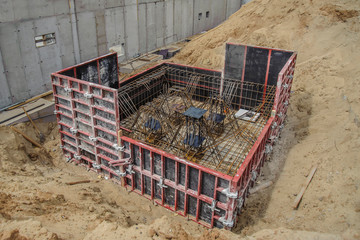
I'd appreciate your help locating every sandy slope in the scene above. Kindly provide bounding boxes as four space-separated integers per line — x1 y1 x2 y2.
1 0 359 239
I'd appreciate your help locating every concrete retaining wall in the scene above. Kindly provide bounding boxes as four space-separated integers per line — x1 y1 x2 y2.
0 0 245 108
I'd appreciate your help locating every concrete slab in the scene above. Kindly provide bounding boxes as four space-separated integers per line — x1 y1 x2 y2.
119 60 149 73
0 98 55 126
139 54 163 62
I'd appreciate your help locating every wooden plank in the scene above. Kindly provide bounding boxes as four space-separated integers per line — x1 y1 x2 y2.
293 166 317 209
10 126 43 148
66 180 91 185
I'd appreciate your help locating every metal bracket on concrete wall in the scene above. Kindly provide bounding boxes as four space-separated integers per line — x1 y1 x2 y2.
92 163 101 169
115 169 127 177
265 144 273 154
157 177 168 189
126 164 135 175
66 156 72 162
237 196 244 210
112 144 125 152
84 92 93 99
70 127 78 134
64 87 72 93
251 170 257 181
222 188 238 199
89 136 97 142
207 199 220 213
218 215 234 228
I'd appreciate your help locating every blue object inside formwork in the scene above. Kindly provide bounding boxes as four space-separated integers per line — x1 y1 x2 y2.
183 134 205 148
182 107 207 119
208 113 226 123
144 118 161 130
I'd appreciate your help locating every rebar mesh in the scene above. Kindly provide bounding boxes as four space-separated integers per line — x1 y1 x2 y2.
118 65 276 176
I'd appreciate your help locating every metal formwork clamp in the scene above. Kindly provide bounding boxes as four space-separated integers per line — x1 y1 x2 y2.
237 196 244 209
280 124 284 130
64 87 72 93
84 92 93 99
54 110 58 114
271 122 278 129
283 83 289 89
207 199 220 213
112 144 125 152
59 144 64 149
73 154 82 160
89 136 97 142
92 163 101 170
221 188 238 199
287 74 293 79
218 215 234 228
70 127 78 134
265 144 273 154
126 164 135 175
251 170 257 181
277 112 283 118
66 156 72 162
157 177 168 189
115 169 127 177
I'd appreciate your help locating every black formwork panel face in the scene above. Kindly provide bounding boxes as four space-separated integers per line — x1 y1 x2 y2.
177 190 185 211
75 61 98 84
165 157 175 181
153 153 162 175
143 149 151 171
60 69 75 78
178 163 186 186
123 141 130 159
199 201 212 224
242 47 269 110
187 195 197 216
133 145 141 166
164 186 175 206
154 179 161 200
188 167 199 191
268 50 293 86
98 54 118 88
224 44 246 80
201 172 215 197
71 54 119 88
144 175 151 195
134 171 141 190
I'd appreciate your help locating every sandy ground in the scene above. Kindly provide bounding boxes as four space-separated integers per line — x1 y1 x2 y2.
1 0 360 239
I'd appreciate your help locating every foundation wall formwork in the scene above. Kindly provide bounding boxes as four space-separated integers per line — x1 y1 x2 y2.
0 0 245 109
51 43 296 229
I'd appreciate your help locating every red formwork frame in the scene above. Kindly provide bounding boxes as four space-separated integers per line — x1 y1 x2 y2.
51 46 297 229
52 53 122 179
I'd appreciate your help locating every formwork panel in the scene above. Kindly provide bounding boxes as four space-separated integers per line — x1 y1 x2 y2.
52 43 297 229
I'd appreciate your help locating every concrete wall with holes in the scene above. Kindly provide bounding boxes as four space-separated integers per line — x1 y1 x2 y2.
0 0 246 108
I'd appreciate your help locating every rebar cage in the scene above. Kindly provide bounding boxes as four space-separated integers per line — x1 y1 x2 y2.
51 43 297 229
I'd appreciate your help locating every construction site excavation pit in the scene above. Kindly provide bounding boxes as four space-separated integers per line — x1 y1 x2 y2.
51 43 297 229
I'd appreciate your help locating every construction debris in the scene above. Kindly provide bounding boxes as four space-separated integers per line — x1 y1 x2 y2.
10 125 43 149
22 107 45 143
293 166 317 209
65 180 91 185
